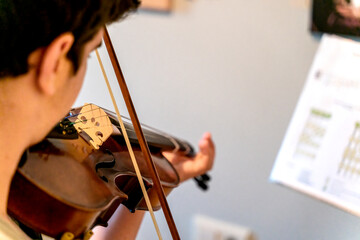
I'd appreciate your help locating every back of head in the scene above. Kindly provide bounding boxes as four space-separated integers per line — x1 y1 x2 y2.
0 0 140 78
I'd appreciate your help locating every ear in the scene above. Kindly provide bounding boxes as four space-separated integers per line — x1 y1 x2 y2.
37 33 74 95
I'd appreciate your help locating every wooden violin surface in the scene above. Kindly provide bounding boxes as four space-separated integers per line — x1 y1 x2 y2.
7 104 190 239
8 137 127 239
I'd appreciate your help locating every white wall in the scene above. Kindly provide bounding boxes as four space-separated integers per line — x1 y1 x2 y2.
76 0 360 239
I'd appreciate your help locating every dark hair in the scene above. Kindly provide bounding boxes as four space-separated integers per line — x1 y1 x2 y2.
0 0 140 78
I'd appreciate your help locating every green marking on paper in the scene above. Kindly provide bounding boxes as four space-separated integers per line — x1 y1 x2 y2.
311 109 331 119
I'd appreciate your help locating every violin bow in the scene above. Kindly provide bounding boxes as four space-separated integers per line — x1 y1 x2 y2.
100 27 180 240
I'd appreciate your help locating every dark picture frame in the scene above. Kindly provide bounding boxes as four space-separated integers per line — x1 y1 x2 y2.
312 0 360 36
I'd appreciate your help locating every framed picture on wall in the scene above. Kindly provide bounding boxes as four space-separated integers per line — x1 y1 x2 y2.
140 0 172 12
311 0 360 36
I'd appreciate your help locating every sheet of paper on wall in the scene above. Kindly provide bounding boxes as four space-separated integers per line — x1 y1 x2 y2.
270 34 360 216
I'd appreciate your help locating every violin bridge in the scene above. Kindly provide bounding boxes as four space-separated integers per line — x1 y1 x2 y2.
73 104 113 149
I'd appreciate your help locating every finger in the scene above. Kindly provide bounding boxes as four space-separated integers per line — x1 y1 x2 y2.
162 151 189 165
174 152 211 182
162 132 215 182
198 132 215 163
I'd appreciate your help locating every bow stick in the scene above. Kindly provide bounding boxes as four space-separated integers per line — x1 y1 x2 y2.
101 27 180 240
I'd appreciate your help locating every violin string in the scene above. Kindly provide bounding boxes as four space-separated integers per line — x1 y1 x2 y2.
96 108 185 152
64 103 94 119
134 120 194 156
65 110 161 141
95 49 163 240
65 104 161 136
61 115 113 129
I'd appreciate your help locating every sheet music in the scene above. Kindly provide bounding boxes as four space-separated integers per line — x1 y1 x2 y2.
270 34 360 216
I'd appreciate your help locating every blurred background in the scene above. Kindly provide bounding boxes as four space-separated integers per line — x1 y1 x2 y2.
75 0 360 239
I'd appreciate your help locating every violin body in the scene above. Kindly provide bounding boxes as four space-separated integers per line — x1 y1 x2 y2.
8 136 126 238
7 104 191 239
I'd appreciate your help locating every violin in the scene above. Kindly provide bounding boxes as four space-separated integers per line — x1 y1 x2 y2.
8 26 211 240
7 104 210 239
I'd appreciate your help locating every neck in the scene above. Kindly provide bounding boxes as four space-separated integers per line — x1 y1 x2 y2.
0 126 28 216
0 64 67 221
0 77 38 217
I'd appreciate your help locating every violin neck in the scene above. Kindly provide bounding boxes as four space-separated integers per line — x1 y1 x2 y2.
114 122 195 156
48 107 195 156
100 107 195 156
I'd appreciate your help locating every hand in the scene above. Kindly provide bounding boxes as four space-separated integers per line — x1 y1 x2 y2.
92 133 215 240
162 132 215 182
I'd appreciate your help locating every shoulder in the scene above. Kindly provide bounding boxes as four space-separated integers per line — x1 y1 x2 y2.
0 217 31 240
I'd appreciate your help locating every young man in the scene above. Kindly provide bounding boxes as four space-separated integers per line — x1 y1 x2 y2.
0 0 215 239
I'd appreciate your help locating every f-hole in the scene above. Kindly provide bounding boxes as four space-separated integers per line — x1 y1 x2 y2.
95 149 116 182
